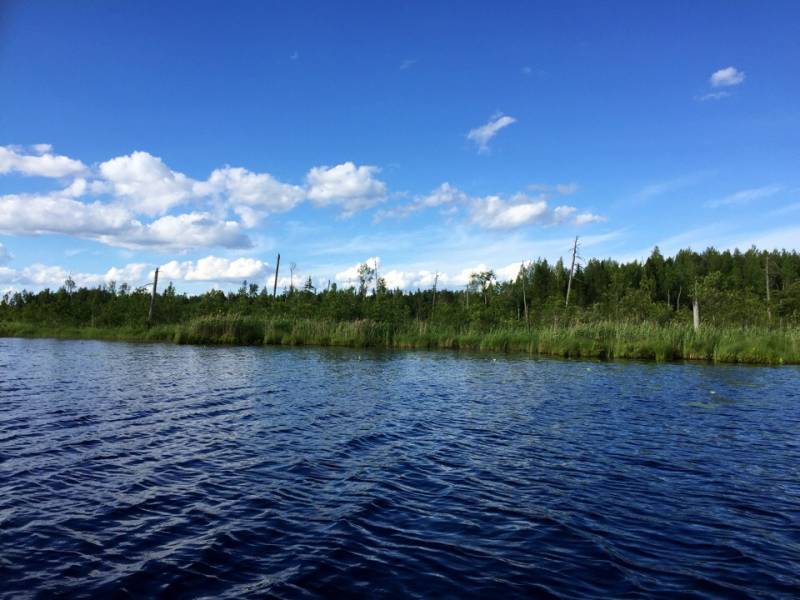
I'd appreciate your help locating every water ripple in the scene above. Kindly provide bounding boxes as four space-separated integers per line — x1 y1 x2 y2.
1 338 799 598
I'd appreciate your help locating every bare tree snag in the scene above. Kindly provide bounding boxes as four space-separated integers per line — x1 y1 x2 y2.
273 253 281 298
520 262 529 331
565 236 578 307
148 267 159 324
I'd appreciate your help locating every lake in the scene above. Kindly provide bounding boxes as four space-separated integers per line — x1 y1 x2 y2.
1 337 799 598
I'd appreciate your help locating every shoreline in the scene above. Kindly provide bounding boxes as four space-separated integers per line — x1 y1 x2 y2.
2 317 798 365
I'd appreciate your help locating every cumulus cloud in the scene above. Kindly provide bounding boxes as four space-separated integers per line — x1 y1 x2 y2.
203 167 305 211
472 194 549 229
109 212 251 251
470 193 601 230
467 114 516 153
334 257 445 290
0 145 399 250
710 66 745 88
159 256 268 282
330 257 548 292
0 191 251 251
335 256 381 286
103 263 150 284
98 151 198 216
0 191 133 237
0 145 87 178
0 263 105 289
306 162 387 214
0 256 269 289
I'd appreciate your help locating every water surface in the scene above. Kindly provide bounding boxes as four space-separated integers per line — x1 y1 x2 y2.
1 338 799 598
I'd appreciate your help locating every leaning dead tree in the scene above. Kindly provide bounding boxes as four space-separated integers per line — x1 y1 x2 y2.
147 267 159 324
273 253 281 298
565 236 579 307
520 261 529 330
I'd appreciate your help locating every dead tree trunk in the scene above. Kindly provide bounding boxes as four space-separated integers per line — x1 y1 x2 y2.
692 282 700 331
565 236 578 307
273 253 281 298
148 267 159 324
520 262 529 331
765 254 772 324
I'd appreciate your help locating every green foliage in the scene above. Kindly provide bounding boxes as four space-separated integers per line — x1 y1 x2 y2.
2 246 800 364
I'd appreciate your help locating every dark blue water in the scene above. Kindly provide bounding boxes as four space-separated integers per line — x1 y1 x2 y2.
1 338 799 598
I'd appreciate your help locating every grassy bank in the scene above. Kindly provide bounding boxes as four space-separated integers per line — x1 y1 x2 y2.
2 315 799 364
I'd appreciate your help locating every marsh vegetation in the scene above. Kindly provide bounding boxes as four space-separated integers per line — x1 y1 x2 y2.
3 247 800 363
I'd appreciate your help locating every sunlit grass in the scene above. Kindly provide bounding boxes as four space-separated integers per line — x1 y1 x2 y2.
2 316 798 364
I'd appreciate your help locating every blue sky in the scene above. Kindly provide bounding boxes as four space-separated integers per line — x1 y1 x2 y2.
1 0 799 292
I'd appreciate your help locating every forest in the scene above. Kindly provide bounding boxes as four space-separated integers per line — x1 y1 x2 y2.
2 246 800 364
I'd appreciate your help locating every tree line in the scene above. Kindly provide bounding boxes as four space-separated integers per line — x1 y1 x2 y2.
2 246 800 330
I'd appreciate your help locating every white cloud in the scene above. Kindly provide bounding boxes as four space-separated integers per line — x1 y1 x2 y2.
472 195 549 229
574 212 607 225
306 162 387 214
470 193 599 230
0 263 103 289
381 269 444 290
159 256 268 282
335 257 447 290
378 183 604 230
112 212 251 250
0 256 268 289
375 182 467 220
710 66 745 88
330 257 542 292
335 256 381 285
0 145 87 178
400 59 417 70
0 191 251 251
0 191 133 237
200 166 305 226
0 243 10 264
204 167 305 210
99 151 198 216
467 114 516 153
103 263 149 284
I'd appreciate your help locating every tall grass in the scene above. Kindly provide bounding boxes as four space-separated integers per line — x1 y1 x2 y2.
2 316 799 364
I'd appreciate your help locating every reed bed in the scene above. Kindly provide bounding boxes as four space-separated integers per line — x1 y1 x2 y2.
2 316 798 364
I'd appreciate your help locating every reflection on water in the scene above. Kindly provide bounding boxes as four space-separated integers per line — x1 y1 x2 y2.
1 338 799 598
